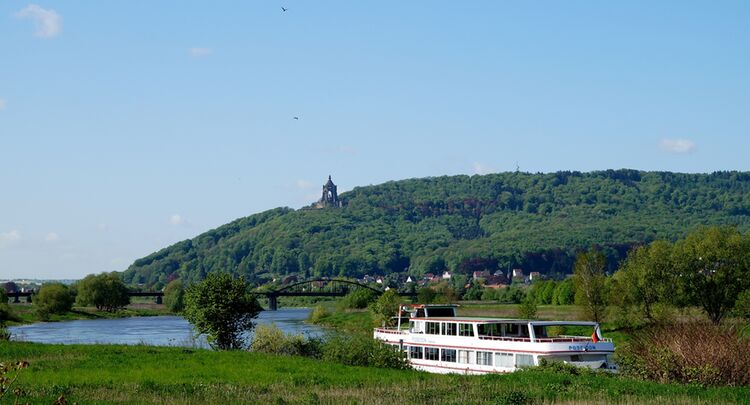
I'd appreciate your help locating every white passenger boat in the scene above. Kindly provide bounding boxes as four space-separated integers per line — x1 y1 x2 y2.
373 304 616 374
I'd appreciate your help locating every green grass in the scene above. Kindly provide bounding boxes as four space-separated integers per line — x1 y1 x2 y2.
1 342 749 404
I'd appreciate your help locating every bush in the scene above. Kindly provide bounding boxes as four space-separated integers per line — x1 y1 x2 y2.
163 280 185 313
735 289 750 319
34 283 75 318
618 320 750 386
338 289 376 310
369 289 402 327
307 305 329 324
517 297 537 319
251 324 322 358
322 333 409 369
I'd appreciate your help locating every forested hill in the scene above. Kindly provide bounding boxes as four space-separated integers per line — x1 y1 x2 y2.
122 170 750 288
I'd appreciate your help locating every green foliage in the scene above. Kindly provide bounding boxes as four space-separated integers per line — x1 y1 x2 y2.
338 289 377 310
671 226 750 323
76 272 130 312
307 305 329 324
573 251 608 323
369 289 402 326
0 360 29 401
417 287 437 303
0 289 13 329
551 279 574 305
517 297 538 319
163 280 185 313
735 289 750 319
34 283 75 318
321 334 409 370
183 273 262 350
251 324 322 358
122 171 750 289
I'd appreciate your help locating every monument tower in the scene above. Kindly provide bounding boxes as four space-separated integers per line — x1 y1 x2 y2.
315 175 342 208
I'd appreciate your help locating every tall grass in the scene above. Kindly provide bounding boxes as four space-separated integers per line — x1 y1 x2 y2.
618 320 750 386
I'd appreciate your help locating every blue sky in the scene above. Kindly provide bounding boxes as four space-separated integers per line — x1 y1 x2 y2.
2 1 749 279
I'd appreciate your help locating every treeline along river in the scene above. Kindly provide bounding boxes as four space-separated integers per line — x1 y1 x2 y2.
8 308 322 348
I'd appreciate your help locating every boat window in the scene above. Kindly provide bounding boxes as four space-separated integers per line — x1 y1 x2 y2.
410 321 423 334
408 346 423 360
505 323 520 336
477 323 501 336
416 308 426 318
425 347 440 361
476 351 493 366
495 352 514 368
426 307 455 317
426 322 440 335
533 325 547 338
459 323 474 337
516 354 535 367
441 349 457 363
458 350 471 364
441 322 457 336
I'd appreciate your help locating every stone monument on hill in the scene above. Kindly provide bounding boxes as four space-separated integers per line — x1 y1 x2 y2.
315 175 342 208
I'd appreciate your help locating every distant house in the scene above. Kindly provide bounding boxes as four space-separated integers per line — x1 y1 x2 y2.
472 270 491 280
485 275 508 286
529 272 542 281
282 275 298 285
376 277 384 284
512 268 525 279
442 271 452 280
406 276 413 283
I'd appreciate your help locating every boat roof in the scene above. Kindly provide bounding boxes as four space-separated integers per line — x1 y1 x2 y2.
410 316 598 326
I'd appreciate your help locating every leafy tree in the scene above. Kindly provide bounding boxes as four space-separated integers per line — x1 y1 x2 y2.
339 288 377 310
163 279 185 313
370 289 402 326
34 283 75 318
613 240 675 322
672 226 750 323
76 273 130 312
552 279 575 305
517 297 537 319
573 251 608 323
0 289 12 326
735 289 750 319
417 287 437 304
183 273 262 350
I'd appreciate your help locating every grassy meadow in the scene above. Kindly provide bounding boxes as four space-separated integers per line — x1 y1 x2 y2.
2 342 750 404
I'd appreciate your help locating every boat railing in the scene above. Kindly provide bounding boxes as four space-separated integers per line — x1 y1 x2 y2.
478 335 613 343
374 327 408 335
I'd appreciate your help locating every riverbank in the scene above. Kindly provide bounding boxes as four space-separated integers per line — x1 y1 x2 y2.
2 341 749 404
5 302 173 326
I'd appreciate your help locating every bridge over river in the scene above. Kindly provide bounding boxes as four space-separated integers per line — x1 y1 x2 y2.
8 278 416 311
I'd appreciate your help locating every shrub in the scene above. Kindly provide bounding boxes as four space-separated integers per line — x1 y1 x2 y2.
34 283 75 318
735 289 750 319
163 280 185 313
251 324 321 358
517 297 537 319
618 320 750 386
369 289 401 327
307 305 329 324
322 333 409 369
338 289 376 310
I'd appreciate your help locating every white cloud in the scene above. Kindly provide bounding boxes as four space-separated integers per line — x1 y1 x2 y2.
0 99 6 110
15 4 62 38
168 214 185 226
45 232 60 242
296 179 314 189
188 47 212 57
472 162 494 175
659 138 696 154
0 230 21 246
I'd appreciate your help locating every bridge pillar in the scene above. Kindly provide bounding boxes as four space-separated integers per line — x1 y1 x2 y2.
156 295 162 305
13 294 20 303
26 294 32 303
268 294 278 311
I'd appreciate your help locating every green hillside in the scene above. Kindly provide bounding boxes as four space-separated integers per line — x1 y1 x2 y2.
122 170 750 288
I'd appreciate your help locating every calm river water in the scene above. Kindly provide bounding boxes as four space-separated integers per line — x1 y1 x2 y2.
8 308 323 348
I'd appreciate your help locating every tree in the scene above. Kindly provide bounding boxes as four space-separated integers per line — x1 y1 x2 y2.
34 283 75 318
573 250 608 323
76 272 130 312
517 296 537 319
552 279 575 305
183 273 262 350
672 226 750 323
370 289 402 326
163 279 185 313
613 240 675 322
417 287 437 304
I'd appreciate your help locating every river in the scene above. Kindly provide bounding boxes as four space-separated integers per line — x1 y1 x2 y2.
7 308 323 348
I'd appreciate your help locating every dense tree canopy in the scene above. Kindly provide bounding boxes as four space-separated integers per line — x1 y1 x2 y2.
35 283 75 318
121 171 750 288
76 273 130 312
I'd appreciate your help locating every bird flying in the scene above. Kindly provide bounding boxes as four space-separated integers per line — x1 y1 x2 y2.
281 7 288 12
